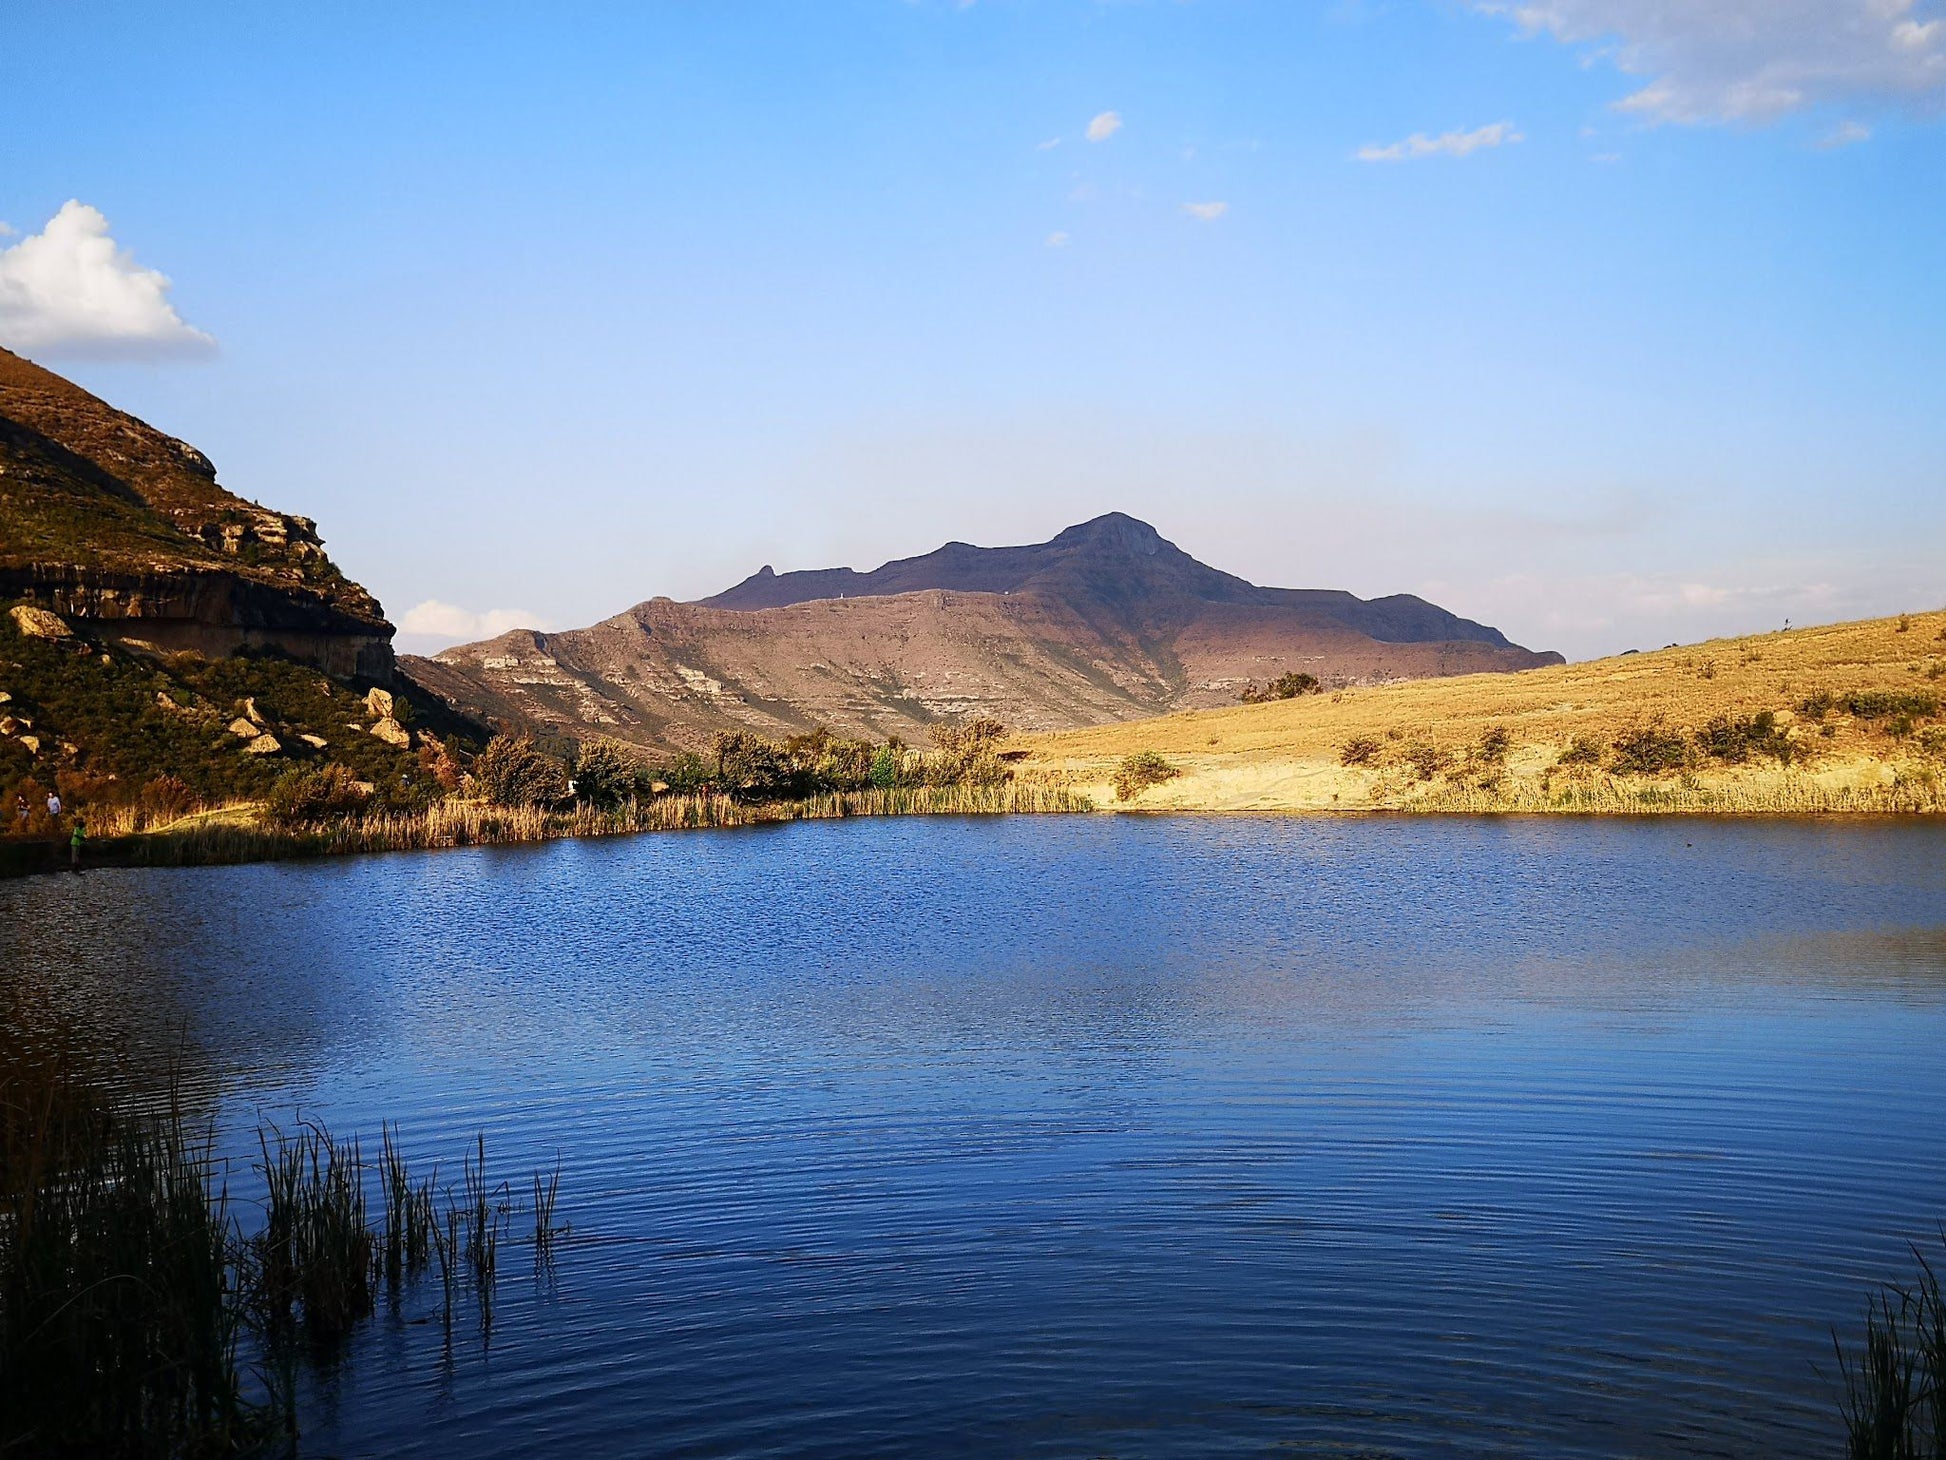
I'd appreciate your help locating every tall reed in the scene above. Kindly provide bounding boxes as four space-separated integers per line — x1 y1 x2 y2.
1838 1238 1946 1459
1 1061 274 1455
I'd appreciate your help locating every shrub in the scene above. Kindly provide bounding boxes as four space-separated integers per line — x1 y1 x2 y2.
1401 741 1446 782
1800 691 1836 722
1475 726 1512 765
265 764 369 826
656 751 713 794
1556 736 1603 768
1610 724 1689 777
1846 691 1939 720
926 718 1008 788
1114 750 1181 802
713 731 803 802
1339 736 1380 767
1240 672 1321 704
471 735 570 808
1695 710 1793 765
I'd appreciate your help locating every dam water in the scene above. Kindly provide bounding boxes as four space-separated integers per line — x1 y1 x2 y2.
5 816 1944 1457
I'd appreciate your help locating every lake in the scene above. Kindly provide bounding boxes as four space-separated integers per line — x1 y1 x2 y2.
4 816 1945 1457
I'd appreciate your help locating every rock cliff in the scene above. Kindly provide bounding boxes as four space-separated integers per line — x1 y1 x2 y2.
0 348 394 680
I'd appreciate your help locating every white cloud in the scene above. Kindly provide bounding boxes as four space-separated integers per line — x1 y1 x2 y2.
1181 201 1229 220
1045 230 1071 247
399 600 542 651
1356 121 1524 162
1086 110 1122 142
0 201 214 358
1819 118 1874 148
1035 136 1061 151
1477 0 1946 124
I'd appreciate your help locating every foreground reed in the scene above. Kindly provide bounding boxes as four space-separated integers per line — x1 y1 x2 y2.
0 1056 564 1456
1838 1236 1946 1459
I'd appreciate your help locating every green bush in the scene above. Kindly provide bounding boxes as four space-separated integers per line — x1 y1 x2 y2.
571 741 650 807
713 731 804 802
1475 726 1512 765
1114 750 1181 801
471 735 569 808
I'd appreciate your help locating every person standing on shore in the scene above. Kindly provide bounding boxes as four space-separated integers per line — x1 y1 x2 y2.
69 818 85 871
46 790 62 820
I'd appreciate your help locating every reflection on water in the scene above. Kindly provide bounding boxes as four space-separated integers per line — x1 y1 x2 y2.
4 816 1946 1456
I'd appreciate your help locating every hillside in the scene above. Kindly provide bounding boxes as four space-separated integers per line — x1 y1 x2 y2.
408 514 1560 751
0 351 481 840
1015 611 1946 814
0 347 392 679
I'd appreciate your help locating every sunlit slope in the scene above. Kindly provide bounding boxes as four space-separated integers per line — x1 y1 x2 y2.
1013 612 1946 814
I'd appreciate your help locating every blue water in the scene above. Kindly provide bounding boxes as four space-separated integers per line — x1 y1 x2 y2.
5 816 1945 1457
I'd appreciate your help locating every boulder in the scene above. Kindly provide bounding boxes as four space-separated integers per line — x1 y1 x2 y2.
18 735 40 754
368 716 411 748
241 696 267 727
299 733 328 749
228 717 260 738
365 687 395 719
9 605 72 640
242 733 282 755
0 716 16 737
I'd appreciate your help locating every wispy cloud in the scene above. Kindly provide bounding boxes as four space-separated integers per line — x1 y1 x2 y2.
1356 121 1524 162
1818 119 1874 149
1086 110 1122 142
0 200 214 359
1475 1 1946 125
1035 136 1061 151
1045 230 1071 248
1180 201 1229 220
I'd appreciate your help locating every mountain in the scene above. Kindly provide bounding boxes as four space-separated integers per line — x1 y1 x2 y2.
407 514 1562 751
0 347 392 679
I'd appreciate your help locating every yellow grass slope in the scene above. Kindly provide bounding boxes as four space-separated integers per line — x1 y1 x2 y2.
1014 611 1946 815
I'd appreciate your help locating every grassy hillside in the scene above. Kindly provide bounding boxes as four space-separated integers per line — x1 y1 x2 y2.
1014 611 1946 815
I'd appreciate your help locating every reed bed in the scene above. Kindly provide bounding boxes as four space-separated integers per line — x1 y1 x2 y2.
1 1054 565 1456
1399 771 1944 817
35 777 1095 875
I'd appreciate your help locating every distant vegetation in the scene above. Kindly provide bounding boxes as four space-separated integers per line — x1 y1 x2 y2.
1238 672 1321 704
0 619 1090 873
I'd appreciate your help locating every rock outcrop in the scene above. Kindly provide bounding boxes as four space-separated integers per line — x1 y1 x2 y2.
0 348 394 680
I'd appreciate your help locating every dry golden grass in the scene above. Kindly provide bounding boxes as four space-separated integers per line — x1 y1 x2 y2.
1014 611 1946 815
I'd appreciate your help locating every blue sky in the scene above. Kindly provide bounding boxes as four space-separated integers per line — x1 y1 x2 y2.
3 0 1942 659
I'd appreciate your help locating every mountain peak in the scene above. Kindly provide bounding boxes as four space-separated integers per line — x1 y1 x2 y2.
1050 512 1166 557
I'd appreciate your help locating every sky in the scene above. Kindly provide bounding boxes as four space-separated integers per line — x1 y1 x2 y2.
2 0 1942 661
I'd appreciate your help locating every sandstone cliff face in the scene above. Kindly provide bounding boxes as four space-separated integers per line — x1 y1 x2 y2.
412 515 1562 752
0 348 394 680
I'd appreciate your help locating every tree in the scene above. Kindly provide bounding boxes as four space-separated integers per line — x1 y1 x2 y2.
471 735 570 808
